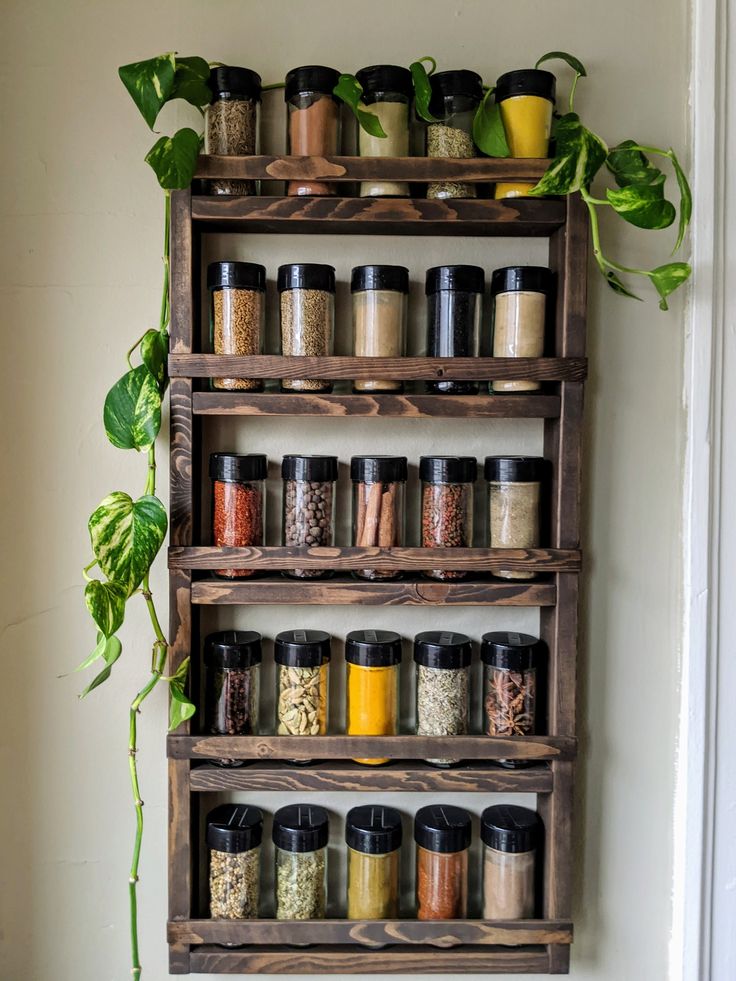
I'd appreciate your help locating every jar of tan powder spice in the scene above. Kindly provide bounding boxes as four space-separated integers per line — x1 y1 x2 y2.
351 265 408 393
285 65 341 196
346 804 402 919
355 64 413 197
485 456 544 580
278 263 335 392
208 261 265 392
481 804 541 920
490 266 552 393
205 66 261 196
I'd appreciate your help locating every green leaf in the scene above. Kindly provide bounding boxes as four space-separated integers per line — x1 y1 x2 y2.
472 88 510 158
529 113 607 196
119 53 176 130
333 74 387 138
669 148 693 253
410 60 440 123
606 140 663 187
648 261 692 310
168 657 196 730
140 329 169 392
84 580 127 636
103 365 162 450
89 492 168 595
80 635 123 698
535 51 588 77
145 127 202 190
170 56 212 110
606 183 676 230
75 631 107 673
604 270 643 301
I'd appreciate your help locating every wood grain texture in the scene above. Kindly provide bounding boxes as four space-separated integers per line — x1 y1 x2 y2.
169 190 192 354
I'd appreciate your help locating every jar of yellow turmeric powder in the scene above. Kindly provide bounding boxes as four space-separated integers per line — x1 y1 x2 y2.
346 629 402 765
346 804 402 919
493 69 556 200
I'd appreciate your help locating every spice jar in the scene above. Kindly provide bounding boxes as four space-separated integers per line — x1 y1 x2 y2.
355 65 413 197
351 265 409 393
275 630 330 761
482 632 543 768
207 803 263 920
210 453 267 579
490 266 552 393
281 455 337 578
485 456 544 580
351 455 407 580
285 65 341 196
414 804 471 919
420 456 477 580
493 70 556 200
346 804 402 918
208 261 266 391
425 70 483 199
273 804 329 919
205 66 262 196
278 264 336 393
204 631 261 766
481 804 541 919
346 630 402 765
414 631 472 767
425 265 484 394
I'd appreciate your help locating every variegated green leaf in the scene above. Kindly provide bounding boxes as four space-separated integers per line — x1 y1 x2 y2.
140 328 169 391
89 492 167 595
168 656 196 730
103 365 161 450
80 635 123 698
145 127 201 190
119 53 176 130
529 112 607 196
84 580 127 636
170 56 212 110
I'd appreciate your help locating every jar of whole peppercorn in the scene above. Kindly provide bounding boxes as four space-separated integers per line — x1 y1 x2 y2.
485 456 544 580
282 455 338 579
420 456 477 580
414 631 472 767
208 803 263 922
351 455 407 580
205 66 262 196
204 630 261 766
210 453 267 578
482 631 544 768
208 260 266 392
425 265 485 394
414 804 471 920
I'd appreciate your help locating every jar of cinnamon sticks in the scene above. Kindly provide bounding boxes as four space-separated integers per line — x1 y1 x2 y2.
350 456 407 580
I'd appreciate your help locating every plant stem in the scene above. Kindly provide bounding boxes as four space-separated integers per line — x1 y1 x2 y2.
581 187 651 279
145 446 156 497
261 81 285 91
126 330 149 370
569 72 580 113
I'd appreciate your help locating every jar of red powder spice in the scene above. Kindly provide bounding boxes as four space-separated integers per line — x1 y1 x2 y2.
210 453 267 579
285 65 341 196
414 804 471 920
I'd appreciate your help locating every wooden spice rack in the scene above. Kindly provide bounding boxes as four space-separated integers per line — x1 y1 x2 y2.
167 154 587 975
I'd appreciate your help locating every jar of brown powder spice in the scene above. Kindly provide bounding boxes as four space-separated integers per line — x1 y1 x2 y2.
414 804 471 920
351 265 409 393
205 66 261 196
210 453 267 578
285 65 341 196
481 804 541 919
485 456 544 580
208 261 265 391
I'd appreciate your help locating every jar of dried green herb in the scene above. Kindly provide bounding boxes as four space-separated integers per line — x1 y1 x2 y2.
346 804 402 919
482 631 544 768
481 804 541 919
278 263 336 392
273 803 329 920
207 803 263 921
414 631 472 767
485 456 544 580
208 261 266 391
425 70 483 199
355 65 413 197
204 630 261 766
205 66 262 196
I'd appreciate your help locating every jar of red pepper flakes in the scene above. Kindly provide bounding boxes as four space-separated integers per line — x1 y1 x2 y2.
420 455 477 580
210 453 267 578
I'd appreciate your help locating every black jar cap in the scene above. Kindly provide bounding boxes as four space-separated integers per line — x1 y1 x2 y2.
275 629 331 667
414 804 471 853
204 630 263 669
272 803 329 852
495 69 556 104
209 66 262 102
481 804 541 853
491 266 553 297
207 261 266 292
207 803 263 853
419 455 477 484
355 65 413 100
413 631 472 670
481 631 544 670
210 452 268 482
428 69 483 115
285 65 341 101
351 265 409 294
484 456 545 483
277 263 336 293
425 265 485 295
346 804 403 854
346 630 402 667
281 454 338 482
350 455 408 483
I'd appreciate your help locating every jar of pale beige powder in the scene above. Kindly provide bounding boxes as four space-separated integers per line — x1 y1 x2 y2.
355 65 413 197
351 265 408 392
490 266 552 393
481 804 541 919
484 456 544 580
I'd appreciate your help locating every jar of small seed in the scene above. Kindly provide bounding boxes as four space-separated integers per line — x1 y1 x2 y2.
204 630 261 765
285 65 341 196
273 803 329 919
425 265 484 395
493 69 556 200
208 261 266 391
352 265 409 393
482 631 544 768
420 456 477 580
346 804 402 919
278 263 336 393
207 803 263 921
425 70 483 199
275 630 331 763
351 456 407 580
481 804 541 919
414 631 472 767
346 630 402 765
414 804 471 919
205 66 262 196
210 453 267 579
485 456 544 580
491 266 552 393
355 65 413 197
281 455 338 578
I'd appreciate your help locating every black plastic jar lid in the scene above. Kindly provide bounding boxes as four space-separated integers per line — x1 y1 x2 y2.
207 261 266 292
277 263 336 293
425 265 485 295
285 65 341 101
419 455 477 484
209 452 268 483
414 804 472 853
207 803 263 853
274 629 331 667
491 266 553 297
281 454 338 482
413 631 472 670
209 66 262 101
356 65 413 99
204 630 263 669
346 629 402 667
484 456 545 483
351 265 409 294
272 803 329 852
495 69 556 104
350 455 408 483
428 69 483 113
481 804 541 853
346 804 403 854
481 631 544 670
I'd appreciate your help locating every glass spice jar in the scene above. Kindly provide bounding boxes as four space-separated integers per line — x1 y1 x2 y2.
275 630 331 762
204 630 261 766
482 631 544 769
420 456 477 580
205 66 262 196
425 265 484 394
355 64 413 197
351 265 409 393
351 455 407 580
208 261 266 391
285 65 341 196
425 70 483 199
207 803 263 921
491 266 552 393
210 453 267 579
414 631 472 767
485 456 544 580
278 263 336 393
346 804 402 919
414 804 471 920
273 803 329 919
481 804 541 919
494 70 556 200
281 455 338 578
346 629 402 765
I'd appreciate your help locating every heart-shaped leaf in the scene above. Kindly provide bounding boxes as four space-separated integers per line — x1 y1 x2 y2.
529 113 607 196
119 53 176 130
604 270 643 300
80 635 123 698
535 51 588 77
410 60 440 123
140 329 169 392
89 492 167 595
75 631 108 673
145 127 202 190
669 148 692 253
333 74 387 139
607 140 663 188
104 364 162 450
84 580 127 636
168 657 196 730
606 183 676 230
648 261 691 310
170 56 212 110
472 88 510 158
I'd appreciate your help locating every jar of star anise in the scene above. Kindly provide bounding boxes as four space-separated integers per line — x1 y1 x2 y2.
481 631 544 768
210 453 267 579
